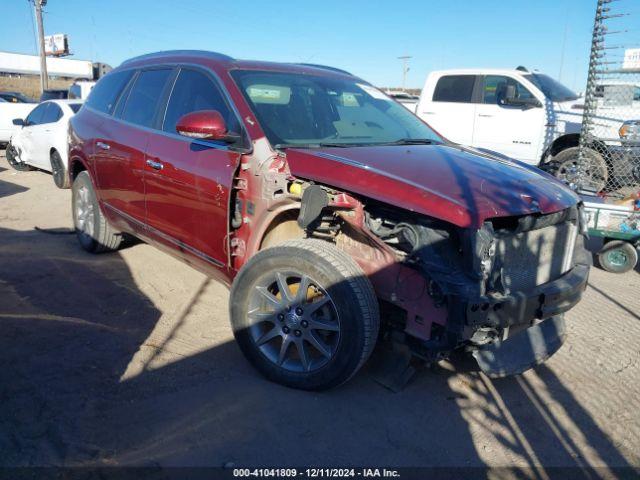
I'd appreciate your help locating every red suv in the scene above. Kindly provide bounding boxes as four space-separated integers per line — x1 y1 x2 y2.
68 51 590 390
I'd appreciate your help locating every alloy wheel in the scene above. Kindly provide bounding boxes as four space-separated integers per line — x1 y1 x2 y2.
75 185 95 238
247 271 341 373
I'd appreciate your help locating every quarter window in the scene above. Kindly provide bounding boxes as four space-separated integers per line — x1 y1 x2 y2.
482 75 535 104
432 75 477 103
162 69 238 134
122 69 173 128
86 70 134 115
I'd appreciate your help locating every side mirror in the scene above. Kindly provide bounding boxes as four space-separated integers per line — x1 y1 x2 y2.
12 118 24 126
501 84 541 108
176 110 238 143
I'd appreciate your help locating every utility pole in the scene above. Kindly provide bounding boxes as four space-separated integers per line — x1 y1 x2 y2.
34 0 49 92
397 55 411 91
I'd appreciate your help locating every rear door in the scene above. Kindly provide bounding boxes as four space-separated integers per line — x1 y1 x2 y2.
143 67 243 274
472 75 545 163
417 74 478 145
92 68 174 233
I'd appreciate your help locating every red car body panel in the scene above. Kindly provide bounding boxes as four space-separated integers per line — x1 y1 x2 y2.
143 129 240 276
285 144 580 228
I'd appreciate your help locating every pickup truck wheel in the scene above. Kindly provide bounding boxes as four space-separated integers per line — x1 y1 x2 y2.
230 239 380 390
597 240 637 274
72 171 123 253
50 150 70 189
5 143 32 172
544 146 608 192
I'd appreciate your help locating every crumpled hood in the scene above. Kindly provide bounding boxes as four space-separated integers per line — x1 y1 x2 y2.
285 143 579 228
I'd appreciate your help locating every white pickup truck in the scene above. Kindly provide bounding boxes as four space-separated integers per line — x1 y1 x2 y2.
416 67 640 190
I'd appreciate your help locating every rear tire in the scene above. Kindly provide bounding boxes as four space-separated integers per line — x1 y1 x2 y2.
50 150 70 189
230 239 380 390
72 171 123 253
5 143 32 172
597 240 637 274
544 146 608 192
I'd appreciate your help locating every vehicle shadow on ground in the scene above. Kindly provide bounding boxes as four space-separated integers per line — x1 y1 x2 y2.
0 176 28 198
0 223 635 475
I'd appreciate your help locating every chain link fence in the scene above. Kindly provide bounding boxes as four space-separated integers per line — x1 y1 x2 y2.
572 0 640 197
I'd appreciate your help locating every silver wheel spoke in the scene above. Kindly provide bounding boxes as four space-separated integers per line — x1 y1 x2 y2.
295 338 310 371
305 297 330 316
278 337 292 365
248 308 276 324
256 326 281 346
306 331 331 358
275 272 294 302
256 286 282 308
308 318 340 332
295 275 311 302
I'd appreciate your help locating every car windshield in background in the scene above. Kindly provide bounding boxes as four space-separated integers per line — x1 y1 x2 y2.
231 70 442 148
524 73 579 102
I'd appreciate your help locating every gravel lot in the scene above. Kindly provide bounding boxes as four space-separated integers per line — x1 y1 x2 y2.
0 151 639 474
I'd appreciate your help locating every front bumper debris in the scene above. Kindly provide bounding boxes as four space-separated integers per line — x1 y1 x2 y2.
472 315 566 378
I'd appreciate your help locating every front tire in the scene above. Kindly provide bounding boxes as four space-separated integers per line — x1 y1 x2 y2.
230 239 380 390
597 240 638 274
5 143 32 172
50 150 70 189
72 171 123 253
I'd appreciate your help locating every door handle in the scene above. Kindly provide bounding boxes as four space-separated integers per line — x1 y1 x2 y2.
422 111 436 115
478 114 493 118
96 141 110 150
146 159 164 171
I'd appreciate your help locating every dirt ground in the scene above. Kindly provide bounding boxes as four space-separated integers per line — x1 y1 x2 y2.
0 151 639 475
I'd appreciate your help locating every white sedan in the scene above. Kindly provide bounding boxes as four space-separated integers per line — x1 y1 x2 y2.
6 99 83 189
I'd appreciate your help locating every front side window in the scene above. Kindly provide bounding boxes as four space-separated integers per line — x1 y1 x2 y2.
41 103 63 123
482 75 535 105
232 70 441 148
86 70 134 115
523 74 578 102
162 69 238 134
25 103 48 126
432 75 477 103
122 69 173 128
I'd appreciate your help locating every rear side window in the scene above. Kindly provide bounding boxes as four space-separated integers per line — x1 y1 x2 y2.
69 104 82 114
41 103 63 123
69 85 81 99
122 69 173 128
86 70 134 115
432 75 477 103
162 69 238 134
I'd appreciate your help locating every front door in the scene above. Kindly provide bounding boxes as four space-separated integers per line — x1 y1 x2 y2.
472 75 545 164
144 67 242 274
17 103 48 164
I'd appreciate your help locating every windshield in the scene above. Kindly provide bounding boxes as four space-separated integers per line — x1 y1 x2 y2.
231 70 441 148
524 74 579 102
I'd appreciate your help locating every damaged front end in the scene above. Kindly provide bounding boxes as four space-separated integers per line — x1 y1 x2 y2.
363 202 591 377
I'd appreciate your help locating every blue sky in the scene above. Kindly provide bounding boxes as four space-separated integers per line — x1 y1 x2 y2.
3 0 600 90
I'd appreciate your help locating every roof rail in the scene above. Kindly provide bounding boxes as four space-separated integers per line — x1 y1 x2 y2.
296 63 353 76
122 50 234 65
